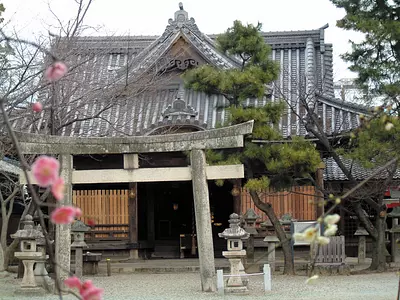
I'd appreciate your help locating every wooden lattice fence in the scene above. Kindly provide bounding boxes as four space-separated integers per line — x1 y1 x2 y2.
241 186 317 222
72 190 129 240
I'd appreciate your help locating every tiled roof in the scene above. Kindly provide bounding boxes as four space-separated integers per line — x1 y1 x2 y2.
11 6 367 138
323 156 400 181
0 158 21 176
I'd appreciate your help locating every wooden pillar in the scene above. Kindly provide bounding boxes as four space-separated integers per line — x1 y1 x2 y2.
124 154 139 259
315 162 325 218
147 185 155 248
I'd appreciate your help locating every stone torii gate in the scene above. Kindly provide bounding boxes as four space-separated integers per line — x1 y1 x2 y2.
17 120 253 292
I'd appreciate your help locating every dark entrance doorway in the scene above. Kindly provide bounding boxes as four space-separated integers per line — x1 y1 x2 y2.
139 180 234 258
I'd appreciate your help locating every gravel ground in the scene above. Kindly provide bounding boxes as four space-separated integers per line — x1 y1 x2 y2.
0 271 398 300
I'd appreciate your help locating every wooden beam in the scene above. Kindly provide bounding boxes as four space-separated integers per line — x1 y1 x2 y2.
20 165 245 184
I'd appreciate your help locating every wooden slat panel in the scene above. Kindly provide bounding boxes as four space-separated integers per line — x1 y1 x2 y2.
240 186 317 222
72 189 129 240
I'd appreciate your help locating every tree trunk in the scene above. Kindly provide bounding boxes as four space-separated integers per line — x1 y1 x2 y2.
249 190 295 275
4 239 19 271
0 244 4 272
369 216 387 271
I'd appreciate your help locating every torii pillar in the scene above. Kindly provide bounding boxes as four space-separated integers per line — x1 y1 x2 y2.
190 149 215 291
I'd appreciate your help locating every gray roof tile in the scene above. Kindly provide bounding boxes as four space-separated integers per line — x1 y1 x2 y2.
323 156 400 181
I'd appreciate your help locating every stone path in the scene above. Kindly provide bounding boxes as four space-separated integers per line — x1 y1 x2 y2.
0 270 397 300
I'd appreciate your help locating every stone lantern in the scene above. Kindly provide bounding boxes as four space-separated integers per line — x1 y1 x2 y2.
11 215 45 295
243 208 259 262
71 220 90 278
219 213 250 294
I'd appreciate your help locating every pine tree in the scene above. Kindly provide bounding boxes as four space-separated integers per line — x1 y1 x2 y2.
183 21 321 275
331 0 400 108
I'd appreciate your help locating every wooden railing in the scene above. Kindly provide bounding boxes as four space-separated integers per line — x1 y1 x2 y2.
72 189 129 240
241 186 317 222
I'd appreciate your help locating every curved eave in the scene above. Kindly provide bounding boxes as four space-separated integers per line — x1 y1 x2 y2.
317 93 369 115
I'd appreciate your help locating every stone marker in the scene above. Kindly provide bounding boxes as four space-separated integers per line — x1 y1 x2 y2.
71 220 90 278
34 224 54 292
354 227 369 264
263 235 280 272
243 208 259 262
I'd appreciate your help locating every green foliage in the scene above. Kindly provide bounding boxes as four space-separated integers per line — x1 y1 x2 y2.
348 113 400 168
183 20 279 107
330 0 400 105
215 179 225 187
245 176 270 191
184 20 321 191
0 4 4 23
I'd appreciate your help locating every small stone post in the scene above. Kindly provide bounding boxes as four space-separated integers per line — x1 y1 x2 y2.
388 207 400 264
71 220 90 278
243 208 259 263
34 225 54 292
219 213 250 294
190 149 216 292
354 227 369 264
11 215 45 296
263 235 280 272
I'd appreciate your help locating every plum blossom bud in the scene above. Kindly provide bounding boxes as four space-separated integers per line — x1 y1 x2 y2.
32 102 43 113
385 122 394 131
45 61 67 82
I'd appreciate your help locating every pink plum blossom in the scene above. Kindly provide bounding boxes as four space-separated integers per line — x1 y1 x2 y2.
45 61 68 82
75 207 82 218
80 280 104 300
64 276 82 289
31 156 60 187
32 102 43 113
64 277 103 300
51 177 65 201
50 206 79 224
81 286 104 300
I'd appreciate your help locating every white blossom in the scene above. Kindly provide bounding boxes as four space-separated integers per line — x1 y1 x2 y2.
324 224 338 236
303 227 318 242
305 275 319 285
324 214 340 225
317 236 330 245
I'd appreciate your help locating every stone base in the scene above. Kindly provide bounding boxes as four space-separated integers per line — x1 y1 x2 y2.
308 264 351 276
14 287 46 296
225 286 249 294
389 262 400 268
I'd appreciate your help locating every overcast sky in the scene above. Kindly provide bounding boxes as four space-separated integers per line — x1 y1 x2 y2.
2 0 363 80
